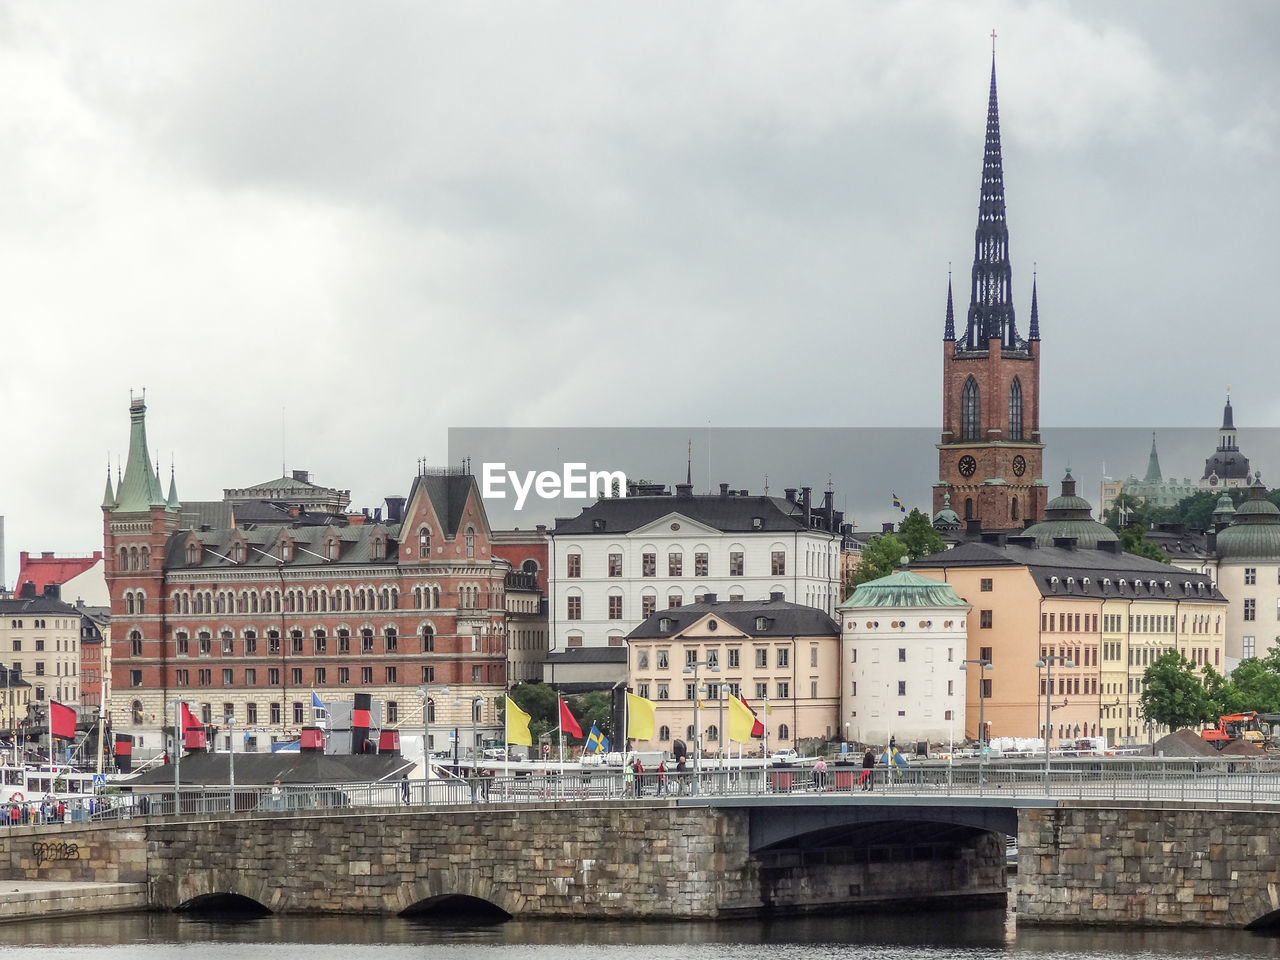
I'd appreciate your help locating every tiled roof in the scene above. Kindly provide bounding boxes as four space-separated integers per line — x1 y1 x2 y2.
545 647 628 664
553 494 824 536
627 597 838 640
13 554 100 595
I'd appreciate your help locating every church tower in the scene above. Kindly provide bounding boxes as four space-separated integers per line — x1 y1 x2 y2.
934 53 1046 529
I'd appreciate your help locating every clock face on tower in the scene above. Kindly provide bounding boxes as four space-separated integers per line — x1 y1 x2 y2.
958 455 977 478
1012 455 1027 477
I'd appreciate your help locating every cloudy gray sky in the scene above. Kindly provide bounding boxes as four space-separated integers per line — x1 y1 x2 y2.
2 2 1277 583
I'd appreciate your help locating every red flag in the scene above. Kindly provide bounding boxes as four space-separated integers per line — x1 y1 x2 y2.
49 701 76 740
739 696 764 737
180 701 201 732
559 698 583 739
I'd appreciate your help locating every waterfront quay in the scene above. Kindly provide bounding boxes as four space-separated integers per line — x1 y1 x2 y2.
4 757 1280 928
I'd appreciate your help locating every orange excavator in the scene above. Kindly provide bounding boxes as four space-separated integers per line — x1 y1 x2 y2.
1201 712 1264 749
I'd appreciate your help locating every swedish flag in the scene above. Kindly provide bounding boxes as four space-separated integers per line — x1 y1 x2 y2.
586 724 609 754
891 493 906 513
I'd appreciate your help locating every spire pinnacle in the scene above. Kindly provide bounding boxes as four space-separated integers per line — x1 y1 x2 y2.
959 49 1023 354
1144 432 1163 483
166 458 181 511
1029 269 1040 341
101 462 117 511
114 395 169 512
944 268 955 340
686 438 692 487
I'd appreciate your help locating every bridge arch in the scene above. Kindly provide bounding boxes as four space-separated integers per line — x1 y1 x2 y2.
177 892 271 918
401 893 511 922
397 866 520 919
746 802 1019 854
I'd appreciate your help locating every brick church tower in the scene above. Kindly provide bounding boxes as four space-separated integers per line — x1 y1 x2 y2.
934 55 1046 530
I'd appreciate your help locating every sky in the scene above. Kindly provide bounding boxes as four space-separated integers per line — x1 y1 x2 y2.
1 1 1278 585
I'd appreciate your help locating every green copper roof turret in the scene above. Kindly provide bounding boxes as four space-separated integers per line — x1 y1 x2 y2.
1144 433 1163 483
113 396 167 513
100 468 117 510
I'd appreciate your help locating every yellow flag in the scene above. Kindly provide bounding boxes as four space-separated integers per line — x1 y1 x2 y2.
727 695 756 743
626 692 657 740
505 696 533 746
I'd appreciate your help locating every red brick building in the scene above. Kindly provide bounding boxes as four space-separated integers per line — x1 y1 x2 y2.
934 57 1045 530
105 396 520 758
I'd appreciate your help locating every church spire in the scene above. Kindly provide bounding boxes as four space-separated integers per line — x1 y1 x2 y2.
166 460 181 511
960 52 1022 354
1144 432 1163 483
114 394 168 513
1029 271 1040 341
943 270 955 341
101 462 117 511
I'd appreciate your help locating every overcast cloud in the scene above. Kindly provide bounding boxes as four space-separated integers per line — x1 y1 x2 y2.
1 2 1277 583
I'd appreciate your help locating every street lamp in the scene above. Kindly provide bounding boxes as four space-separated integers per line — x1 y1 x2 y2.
471 697 483 762
682 658 720 776
959 658 991 788
225 714 235 794
1036 655 1074 778
416 684 450 789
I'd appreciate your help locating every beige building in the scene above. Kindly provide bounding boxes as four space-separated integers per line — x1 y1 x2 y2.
1 585 83 706
913 535 1225 748
626 593 839 757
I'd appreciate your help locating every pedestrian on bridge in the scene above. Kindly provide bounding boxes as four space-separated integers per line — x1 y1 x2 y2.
859 749 875 790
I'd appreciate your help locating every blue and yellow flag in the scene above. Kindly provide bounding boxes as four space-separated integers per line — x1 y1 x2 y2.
586 724 609 754
891 493 906 513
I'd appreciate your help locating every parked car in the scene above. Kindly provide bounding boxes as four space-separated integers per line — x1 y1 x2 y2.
770 748 800 765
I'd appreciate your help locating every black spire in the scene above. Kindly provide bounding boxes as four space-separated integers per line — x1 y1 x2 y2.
1028 270 1039 341
960 54 1023 354
943 270 955 340
1222 395 1235 431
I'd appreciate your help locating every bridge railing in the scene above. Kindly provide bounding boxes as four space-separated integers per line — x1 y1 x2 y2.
22 756 1280 827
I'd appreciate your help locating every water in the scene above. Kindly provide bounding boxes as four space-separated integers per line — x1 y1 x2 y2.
0 906 1278 960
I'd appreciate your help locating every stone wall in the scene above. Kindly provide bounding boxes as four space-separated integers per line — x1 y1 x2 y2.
1017 801 1280 928
0 821 146 884
148 802 764 919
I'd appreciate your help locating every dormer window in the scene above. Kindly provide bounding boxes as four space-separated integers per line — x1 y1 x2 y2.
465 526 476 558
752 517 763 530
592 518 606 532
186 542 198 565
232 541 243 564
755 616 768 631
280 540 292 562
327 539 338 561
372 537 384 560
658 618 672 633
418 527 431 559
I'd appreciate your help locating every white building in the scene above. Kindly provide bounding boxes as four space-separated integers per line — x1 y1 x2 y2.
547 483 845 668
838 571 971 748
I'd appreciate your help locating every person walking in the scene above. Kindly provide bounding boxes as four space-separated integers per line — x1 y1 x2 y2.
656 760 668 796
812 756 828 792
623 760 635 798
859 749 875 790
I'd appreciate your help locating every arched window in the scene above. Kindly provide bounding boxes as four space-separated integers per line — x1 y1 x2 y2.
1011 496 1019 522
419 527 431 559
125 593 134 615
132 700 144 725
422 625 434 652
130 631 143 657
465 526 476 559
1008 377 1023 440
686 725 696 740
186 542 198 565
778 723 790 742
965 497 974 520
659 725 671 741
707 724 719 743
961 377 981 441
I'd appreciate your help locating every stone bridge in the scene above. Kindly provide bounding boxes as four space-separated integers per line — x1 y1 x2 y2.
2 796 1280 927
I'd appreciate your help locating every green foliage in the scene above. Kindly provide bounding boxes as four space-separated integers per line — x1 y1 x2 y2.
510 684 612 746
1117 524 1170 563
1105 489 1245 534
897 508 946 560
844 533 909 593
569 691 613 743
843 510 947 597
1139 651 1216 730
509 683 558 744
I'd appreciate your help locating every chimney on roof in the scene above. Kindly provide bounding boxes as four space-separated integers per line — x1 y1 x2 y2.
981 532 1006 546
769 591 784 602
675 483 694 497
42 583 61 601
292 470 310 483
536 524 547 535
1206 530 1217 553
739 489 747 497
385 496 406 523
802 487 812 527
966 519 982 536
704 592 717 604
881 522 894 534
373 507 382 522
41 551 54 559
785 488 796 503
19 581 36 599
719 483 730 497
1053 537 1078 551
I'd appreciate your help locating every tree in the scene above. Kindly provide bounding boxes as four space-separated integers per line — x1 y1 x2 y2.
567 691 613 743
1139 650 1216 730
509 682 558 744
1117 524 1169 564
897 508 945 560
844 533 909 593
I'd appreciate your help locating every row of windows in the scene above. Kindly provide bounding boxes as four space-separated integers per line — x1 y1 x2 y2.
129 662 477 691
126 625 452 658
5 638 78 653
631 680 793 701
635 647 791 670
162 583 492 616
651 723 791 743
1240 567 1280 586
959 376 1024 442
7 619 74 630
567 551 787 579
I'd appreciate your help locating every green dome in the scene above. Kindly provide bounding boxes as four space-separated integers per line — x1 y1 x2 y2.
1023 470 1119 549
839 571 969 610
1217 482 1280 560
932 492 960 530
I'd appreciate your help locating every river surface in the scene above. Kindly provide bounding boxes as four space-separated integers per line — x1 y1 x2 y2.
0 905 1279 960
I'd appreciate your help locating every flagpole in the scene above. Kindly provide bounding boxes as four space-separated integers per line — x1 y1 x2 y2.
172 700 181 815
556 692 563 766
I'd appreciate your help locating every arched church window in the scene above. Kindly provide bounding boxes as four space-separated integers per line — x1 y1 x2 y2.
1009 377 1023 441
965 498 974 520
961 377 981 441
1011 496 1019 522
